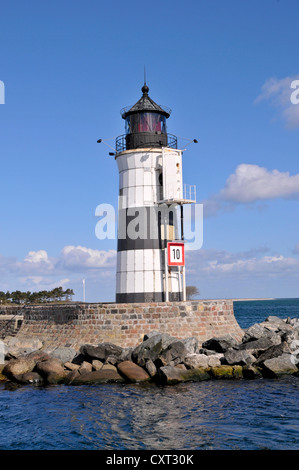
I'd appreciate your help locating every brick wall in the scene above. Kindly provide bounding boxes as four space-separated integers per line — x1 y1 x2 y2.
0 300 243 350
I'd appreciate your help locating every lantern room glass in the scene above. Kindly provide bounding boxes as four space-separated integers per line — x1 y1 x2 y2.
125 112 167 135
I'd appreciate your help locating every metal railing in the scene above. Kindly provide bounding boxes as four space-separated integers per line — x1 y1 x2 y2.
0 312 24 339
115 133 177 153
157 184 196 204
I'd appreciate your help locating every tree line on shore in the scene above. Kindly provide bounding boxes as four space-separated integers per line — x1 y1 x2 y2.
0 287 74 304
0 285 199 304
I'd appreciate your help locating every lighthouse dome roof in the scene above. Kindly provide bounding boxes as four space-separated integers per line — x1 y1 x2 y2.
121 84 171 119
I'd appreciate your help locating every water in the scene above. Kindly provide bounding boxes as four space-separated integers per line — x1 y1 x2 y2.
0 298 298 450
233 297 299 329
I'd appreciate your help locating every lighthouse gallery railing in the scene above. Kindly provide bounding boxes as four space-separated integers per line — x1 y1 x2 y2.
115 133 177 153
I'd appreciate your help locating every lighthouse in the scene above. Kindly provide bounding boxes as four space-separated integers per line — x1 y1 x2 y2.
114 82 195 303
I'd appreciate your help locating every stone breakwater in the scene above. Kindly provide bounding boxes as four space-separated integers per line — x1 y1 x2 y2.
0 315 299 386
0 300 243 349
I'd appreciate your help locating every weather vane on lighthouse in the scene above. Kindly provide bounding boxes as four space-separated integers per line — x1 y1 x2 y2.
98 79 197 303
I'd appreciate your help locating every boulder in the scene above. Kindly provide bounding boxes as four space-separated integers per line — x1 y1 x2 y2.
242 323 267 342
15 371 44 385
68 369 125 385
64 362 80 371
34 357 67 384
4 337 43 359
288 340 299 364
64 369 80 385
280 330 299 345
78 361 93 374
80 343 123 362
199 347 223 356
261 354 298 378
181 337 199 354
224 348 256 366
119 347 134 362
0 370 8 382
265 315 288 326
207 354 223 367
289 317 299 329
184 354 209 369
143 331 161 341
254 342 291 365
201 335 239 353
70 353 87 365
132 333 177 367
92 359 104 371
49 347 77 364
117 361 150 383
242 324 281 345
232 365 243 379
156 341 188 367
208 365 243 379
25 350 51 362
158 366 210 384
242 365 263 379
0 340 8 363
101 364 118 372
262 316 293 334
144 359 157 378
2 356 36 380
238 337 276 355
104 355 119 365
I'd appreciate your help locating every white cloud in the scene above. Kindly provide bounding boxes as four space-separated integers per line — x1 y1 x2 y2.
186 248 299 280
24 250 52 264
59 245 116 270
220 164 299 203
256 75 299 128
202 163 299 216
8 246 117 274
0 246 117 289
19 276 44 285
1 244 298 301
19 276 71 290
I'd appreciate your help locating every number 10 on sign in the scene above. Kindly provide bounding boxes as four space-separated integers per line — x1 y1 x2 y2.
168 242 185 266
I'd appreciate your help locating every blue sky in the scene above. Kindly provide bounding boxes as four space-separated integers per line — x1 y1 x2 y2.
1 0 299 301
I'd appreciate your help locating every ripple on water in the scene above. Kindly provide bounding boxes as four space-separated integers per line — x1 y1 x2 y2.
0 377 298 450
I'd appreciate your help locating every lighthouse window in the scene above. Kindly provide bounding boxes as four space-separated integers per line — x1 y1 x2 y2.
125 113 166 134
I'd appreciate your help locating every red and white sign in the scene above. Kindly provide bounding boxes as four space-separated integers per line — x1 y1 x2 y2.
168 242 185 266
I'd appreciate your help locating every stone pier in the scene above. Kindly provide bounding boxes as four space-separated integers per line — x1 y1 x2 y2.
0 300 243 350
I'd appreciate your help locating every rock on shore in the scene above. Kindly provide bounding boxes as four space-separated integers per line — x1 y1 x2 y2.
0 315 299 386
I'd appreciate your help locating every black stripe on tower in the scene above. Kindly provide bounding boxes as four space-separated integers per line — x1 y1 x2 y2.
117 206 176 252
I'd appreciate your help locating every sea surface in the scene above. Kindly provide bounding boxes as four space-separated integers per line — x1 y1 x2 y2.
0 298 298 451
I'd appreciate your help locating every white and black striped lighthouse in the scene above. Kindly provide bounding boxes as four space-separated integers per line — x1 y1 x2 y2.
114 82 195 303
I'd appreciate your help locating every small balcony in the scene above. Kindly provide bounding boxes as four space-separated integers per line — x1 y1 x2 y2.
157 184 196 205
115 133 177 154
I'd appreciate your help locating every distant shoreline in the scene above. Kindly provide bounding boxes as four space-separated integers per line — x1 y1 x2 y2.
232 298 275 301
